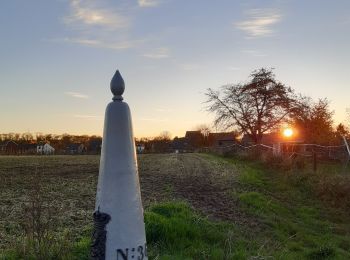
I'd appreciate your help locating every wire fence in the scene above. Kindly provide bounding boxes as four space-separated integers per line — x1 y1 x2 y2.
206 139 350 164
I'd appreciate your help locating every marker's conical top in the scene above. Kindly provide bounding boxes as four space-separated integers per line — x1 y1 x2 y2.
110 70 125 101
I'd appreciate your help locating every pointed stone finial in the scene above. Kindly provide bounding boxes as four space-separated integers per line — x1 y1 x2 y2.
110 70 125 101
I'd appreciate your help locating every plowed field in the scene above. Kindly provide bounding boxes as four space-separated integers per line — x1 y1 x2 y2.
0 154 257 250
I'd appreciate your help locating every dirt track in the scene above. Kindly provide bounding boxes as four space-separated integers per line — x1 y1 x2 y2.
139 153 259 228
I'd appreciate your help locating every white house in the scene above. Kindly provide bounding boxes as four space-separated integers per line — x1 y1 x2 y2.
37 143 55 155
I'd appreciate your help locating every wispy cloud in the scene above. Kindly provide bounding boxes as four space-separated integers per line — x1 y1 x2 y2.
235 8 282 38
64 91 89 99
73 114 103 120
53 37 139 50
56 0 142 50
138 0 161 7
143 47 170 59
64 0 129 30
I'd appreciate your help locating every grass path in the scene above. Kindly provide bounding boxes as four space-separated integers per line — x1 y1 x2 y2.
201 154 350 259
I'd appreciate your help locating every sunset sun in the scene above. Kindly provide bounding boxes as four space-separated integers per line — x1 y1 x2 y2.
283 128 294 138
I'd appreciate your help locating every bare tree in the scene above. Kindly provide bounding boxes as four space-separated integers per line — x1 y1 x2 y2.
158 131 172 141
195 124 211 137
150 131 172 153
206 68 297 144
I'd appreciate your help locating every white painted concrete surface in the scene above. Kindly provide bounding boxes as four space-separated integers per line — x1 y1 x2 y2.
95 70 147 260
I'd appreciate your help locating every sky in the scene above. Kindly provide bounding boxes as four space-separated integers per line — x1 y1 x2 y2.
0 0 349 138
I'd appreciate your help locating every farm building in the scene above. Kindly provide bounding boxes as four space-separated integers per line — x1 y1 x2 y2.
171 131 238 152
65 143 86 154
37 143 55 155
0 140 18 155
208 132 237 147
185 131 204 150
18 143 37 154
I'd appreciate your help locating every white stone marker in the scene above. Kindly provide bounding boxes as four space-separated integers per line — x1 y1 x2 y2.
91 70 147 260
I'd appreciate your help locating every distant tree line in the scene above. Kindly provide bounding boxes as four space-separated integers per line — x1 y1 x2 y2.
0 133 102 153
1 130 211 154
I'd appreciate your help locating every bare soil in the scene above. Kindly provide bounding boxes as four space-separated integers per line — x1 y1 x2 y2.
0 154 258 250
